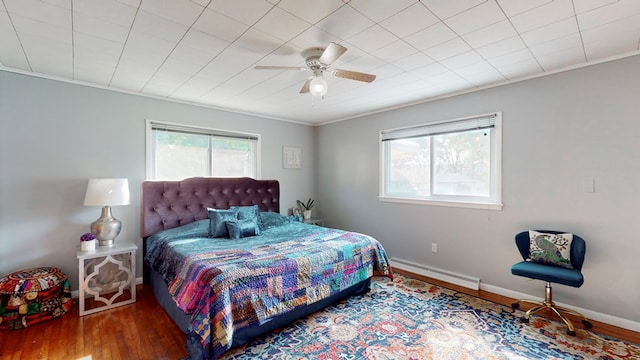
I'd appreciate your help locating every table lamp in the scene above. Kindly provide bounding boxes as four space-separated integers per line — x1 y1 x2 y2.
83 178 130 246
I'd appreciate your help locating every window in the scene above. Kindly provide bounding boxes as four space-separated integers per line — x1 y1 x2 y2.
380 112 502 209
146 120 260 180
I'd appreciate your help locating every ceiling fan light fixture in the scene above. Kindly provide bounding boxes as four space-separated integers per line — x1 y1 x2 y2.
254 42 375 99
309 76 328 97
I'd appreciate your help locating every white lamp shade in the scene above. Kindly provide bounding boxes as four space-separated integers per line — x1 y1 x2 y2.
309 76 328 97
83 178 130 206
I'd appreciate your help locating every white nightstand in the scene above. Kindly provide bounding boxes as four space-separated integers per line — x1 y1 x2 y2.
77 241 137 316
304 218 324 226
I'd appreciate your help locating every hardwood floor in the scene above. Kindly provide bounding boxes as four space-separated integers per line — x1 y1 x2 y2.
1 273 637 360
0 285 187 360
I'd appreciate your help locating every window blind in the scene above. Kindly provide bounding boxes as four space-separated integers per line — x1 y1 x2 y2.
381 113 497 141
150 122 259 141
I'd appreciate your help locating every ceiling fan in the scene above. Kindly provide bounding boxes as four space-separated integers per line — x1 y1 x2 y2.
254 42 376 97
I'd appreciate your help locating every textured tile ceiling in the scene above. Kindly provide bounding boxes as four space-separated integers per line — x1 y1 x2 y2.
1 0 639 124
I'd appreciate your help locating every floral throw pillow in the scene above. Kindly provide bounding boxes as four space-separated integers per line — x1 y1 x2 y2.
527 230 574 269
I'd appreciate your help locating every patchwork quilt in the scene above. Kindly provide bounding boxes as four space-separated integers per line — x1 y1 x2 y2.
145 217 391 360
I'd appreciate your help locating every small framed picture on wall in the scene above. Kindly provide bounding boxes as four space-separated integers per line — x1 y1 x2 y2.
283 146 302 169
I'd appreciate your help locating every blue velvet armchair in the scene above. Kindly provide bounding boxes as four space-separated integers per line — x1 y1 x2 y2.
511 230 592 335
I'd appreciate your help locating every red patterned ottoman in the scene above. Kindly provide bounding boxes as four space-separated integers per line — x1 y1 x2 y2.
0 267 73 330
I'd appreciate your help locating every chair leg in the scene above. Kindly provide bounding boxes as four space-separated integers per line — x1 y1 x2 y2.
512 282 591 335
554 304 593 329
549 306 576 335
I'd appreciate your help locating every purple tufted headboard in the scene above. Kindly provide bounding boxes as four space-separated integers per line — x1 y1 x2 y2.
140 177 280 238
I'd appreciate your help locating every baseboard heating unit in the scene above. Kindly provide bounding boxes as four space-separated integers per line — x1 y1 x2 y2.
390 257 480 291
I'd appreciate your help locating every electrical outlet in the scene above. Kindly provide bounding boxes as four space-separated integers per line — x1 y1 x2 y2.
431 243 438 253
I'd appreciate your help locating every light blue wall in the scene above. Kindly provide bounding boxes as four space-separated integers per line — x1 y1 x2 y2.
317 55 640 325
0 71 316 288
2 54 639 327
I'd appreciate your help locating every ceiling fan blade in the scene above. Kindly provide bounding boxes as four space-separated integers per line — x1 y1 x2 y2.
332 69 376 83
299 78 311 93
319 42 347 65
254 65 307 71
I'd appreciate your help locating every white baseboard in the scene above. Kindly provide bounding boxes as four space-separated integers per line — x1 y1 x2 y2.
71 276 143 299
391 258 480 290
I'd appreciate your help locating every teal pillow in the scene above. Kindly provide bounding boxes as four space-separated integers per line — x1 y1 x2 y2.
528 230 574 269
258 211 293 230
232 205 259 220
225 219 259 239
207 208 239 238
231 205 262 230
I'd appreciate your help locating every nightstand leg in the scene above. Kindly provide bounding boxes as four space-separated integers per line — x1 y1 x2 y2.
130 251 136 302
78 259 85 316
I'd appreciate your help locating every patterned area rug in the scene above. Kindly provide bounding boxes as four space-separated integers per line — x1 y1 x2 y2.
222 274 640 359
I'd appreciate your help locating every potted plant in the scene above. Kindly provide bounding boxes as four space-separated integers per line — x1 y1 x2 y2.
296 198 314 220
80 232 96 251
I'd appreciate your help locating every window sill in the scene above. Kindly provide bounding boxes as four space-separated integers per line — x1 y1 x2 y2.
378 196 503 211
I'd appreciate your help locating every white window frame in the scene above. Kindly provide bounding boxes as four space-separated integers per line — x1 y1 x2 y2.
145 119 261 180
379 112 502 210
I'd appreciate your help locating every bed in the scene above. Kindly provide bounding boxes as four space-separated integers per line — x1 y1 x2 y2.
141 177 392 359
